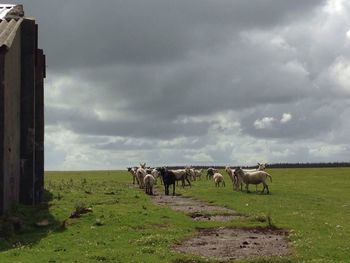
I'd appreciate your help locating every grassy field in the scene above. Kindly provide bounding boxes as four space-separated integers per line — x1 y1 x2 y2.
0 168 349 262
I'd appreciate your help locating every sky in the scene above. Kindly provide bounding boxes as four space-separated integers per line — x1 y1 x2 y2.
4 0 350 170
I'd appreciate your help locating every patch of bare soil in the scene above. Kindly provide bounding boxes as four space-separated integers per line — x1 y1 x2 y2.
169 204 235 214
151 189 241 221
190 214 245 222
175 227 290 261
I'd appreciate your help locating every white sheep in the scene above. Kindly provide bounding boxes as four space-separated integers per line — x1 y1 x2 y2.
225 166 238 190
241 163 267 191
242 163 266 173
234 168 272 194
185 166 197 181
207 167 218 180
127 167 138 185
213 173 225 187
136 164 147 189
194 169 203 180
184 167 203 181
171 169 191 187
151 168 162 185
143 174 155 195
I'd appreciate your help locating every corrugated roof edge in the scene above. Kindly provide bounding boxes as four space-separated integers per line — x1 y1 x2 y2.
4 4 24 20
0 18 23 50
0 4 25 50
0 4 16 20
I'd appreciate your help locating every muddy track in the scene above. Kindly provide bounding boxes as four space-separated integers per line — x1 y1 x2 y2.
174 227 290 260
151 188 244 221
146 185 290 260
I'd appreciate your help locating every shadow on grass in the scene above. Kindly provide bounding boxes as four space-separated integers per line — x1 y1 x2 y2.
0 190 65 251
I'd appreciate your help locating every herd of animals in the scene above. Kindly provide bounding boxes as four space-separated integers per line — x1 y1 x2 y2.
127 163 272 196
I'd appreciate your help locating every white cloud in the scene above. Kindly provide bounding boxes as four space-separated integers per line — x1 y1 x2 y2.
309 144 346 157
184 152 213 163
346 29 350 39
329 56 350 94
324 0 344 14
281 113 292 123
284 60 309 77
36 0 350 169
254 117 275 129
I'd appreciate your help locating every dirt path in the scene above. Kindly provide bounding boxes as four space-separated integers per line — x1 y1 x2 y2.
174 227 290 261
151 186 291 261
151 188 244 221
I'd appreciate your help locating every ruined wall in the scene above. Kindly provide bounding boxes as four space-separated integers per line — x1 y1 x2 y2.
0 49 4 214
19 19 36 205
0 23 21 214
0 17 45 214
34 49 45 203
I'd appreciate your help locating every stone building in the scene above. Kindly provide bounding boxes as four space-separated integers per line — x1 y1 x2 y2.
0 4 45 214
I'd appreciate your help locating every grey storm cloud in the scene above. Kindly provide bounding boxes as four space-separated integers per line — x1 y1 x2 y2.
239 99 343 140
46 105 212 139
10 0 326 70
3 0 350 169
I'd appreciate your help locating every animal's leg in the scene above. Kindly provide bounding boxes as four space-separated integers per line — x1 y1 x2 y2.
186 178 191 187
172 183 176 196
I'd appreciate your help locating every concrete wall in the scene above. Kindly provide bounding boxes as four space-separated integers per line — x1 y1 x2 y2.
0 49 5 214
20 19 36 205
0 24 21 213
34 49 45 203
0 17 45 215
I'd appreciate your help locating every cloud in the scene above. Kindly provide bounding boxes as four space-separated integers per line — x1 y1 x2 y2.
346 29 350 38
254 117 275 129
3 0 350 169
281 113 292 123
329 56 350 94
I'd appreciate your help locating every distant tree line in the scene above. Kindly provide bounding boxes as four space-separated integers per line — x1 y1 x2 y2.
264 162 350 169
166 162 350 170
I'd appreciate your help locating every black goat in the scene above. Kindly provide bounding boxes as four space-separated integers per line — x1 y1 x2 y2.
156 167 176 196
206 167 217 180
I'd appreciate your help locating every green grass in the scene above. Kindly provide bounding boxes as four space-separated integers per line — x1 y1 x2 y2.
0 168 349 262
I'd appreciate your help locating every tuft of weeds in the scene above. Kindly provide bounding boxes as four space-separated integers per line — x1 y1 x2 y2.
95 218 104 226
70 201 93 218
266 212 276 228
